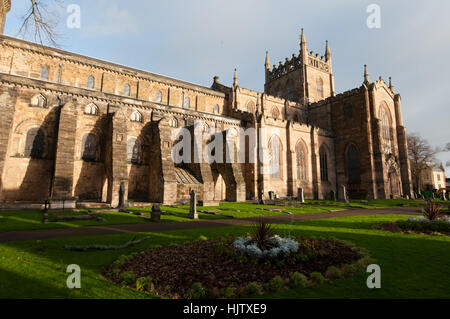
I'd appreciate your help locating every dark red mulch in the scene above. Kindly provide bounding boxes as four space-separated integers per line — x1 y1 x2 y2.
104 237 362 298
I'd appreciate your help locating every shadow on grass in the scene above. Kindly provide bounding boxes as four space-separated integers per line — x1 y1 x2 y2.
0 214 449 298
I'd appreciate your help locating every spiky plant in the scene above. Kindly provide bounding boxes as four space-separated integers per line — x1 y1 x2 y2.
423 200 443 221
251 219 275 250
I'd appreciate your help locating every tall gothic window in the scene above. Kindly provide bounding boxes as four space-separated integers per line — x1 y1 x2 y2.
40 66 49 80
272 107 279 120
87 76 95 89
296 142 307 180
127 138 139 163
380 106 392 154
214 104 220 114
319 146 328 181
269 136 281 179
25 128 44 158
316 78 323 99
246 101 255 113
347 144 361 184
82 133 97 161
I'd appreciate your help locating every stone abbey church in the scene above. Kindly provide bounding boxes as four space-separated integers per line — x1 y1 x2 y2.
0 1 413 208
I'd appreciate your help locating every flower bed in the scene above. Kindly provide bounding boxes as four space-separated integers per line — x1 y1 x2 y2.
103 236 369 299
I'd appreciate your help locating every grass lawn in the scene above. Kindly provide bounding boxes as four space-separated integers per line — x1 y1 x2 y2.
0 201 343 232
0 213 449 299
0 198 445 232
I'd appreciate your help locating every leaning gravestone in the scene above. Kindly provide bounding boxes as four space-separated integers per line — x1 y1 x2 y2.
442 190 447 201
151 204 161 222
338 185 349 203
188 190 198 219
297 188 305 203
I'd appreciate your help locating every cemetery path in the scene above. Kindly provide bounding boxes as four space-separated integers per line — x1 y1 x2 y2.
0 207 420 243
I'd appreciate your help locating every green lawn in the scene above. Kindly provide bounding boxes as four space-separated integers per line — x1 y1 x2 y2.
0 198 445 232
0 213 448 299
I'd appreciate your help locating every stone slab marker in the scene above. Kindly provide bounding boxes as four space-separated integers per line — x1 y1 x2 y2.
338 185 349 203
297 188 305 203
151 204 161 222
188 189 198 219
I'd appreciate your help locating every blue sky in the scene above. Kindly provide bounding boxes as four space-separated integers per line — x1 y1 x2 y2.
4 0 450 174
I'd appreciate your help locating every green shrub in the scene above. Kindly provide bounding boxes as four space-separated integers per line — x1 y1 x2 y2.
184 282 206 299
120 271 135 286
310 272 325 284
222 287 236 298
244 282 263 296
136 276 154 292
269 276 285 292
325 266 342 280
290 272 309 288
340 263 358 277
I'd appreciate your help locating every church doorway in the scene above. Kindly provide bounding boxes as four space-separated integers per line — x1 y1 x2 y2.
387 170 401 198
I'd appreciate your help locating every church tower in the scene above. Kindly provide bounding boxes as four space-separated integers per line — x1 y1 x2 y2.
264 29 335 105
0 0 11 34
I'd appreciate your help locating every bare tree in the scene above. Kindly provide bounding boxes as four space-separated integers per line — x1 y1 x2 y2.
17 0 63 47
407 133 440 193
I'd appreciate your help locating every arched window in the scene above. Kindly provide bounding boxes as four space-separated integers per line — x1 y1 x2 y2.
84 103 98 115
25 128 44 158
347 144 361 184
319 146 328 181
130 110 142 122
30 94 47 108
272 107 279 120
183 96 190 109
316 78 324 99
380 105 392 154
155 91 162 103
87 76 95 89
127 138 139 163
124 84 131 96
40 66 49 80
169 117 178 128
296 142 307 180
269 135 282 179
246 101 255 113
214 104 220 114
82 133 97 161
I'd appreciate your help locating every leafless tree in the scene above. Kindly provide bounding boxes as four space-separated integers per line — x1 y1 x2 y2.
407 133 440 193
17 0 64 47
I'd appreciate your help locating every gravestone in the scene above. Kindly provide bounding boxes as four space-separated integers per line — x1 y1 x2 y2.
118 182 125 209
329 190 336 201
188 190 198 219
338 185 349 203
297 188 305 203
151 204 161 222
442 190 447 201
258 191 265 205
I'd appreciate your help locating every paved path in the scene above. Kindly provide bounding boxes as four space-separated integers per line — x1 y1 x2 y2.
0 207 419 243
